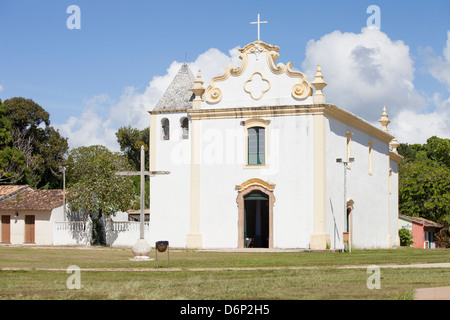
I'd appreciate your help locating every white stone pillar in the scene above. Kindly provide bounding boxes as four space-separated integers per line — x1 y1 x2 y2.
310 112 330 250
186 71 205 249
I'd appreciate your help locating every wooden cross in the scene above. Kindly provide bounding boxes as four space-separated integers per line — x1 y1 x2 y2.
250 13 267 41
116 145 169 240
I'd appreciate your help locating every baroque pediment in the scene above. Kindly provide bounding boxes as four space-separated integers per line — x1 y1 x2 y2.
205 41 313 107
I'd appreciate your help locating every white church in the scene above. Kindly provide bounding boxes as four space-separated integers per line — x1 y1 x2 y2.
147 28 402 250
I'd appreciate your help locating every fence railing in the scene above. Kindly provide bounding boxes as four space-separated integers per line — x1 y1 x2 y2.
55 221 86 231
110 221 149 232
53 220 150 247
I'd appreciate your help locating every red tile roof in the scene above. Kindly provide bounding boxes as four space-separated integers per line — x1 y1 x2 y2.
0 185 32 199
0 185 64 211
399 214 443 228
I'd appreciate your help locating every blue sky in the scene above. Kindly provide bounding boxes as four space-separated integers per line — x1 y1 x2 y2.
0 0 449 150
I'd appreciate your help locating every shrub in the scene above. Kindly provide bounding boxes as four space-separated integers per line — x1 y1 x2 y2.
399 228 413 246
434 231 450 248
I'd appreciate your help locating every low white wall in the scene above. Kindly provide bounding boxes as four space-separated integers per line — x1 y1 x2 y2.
53 221 91 246
105 221 151 247
53 220 151 247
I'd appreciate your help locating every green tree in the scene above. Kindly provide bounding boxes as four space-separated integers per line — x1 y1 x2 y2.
66 145 135 245
398 136 450 229
3 97 68 188
0 100 26 183
116 125 150 210
423 136 450 167
398 228 413 246
115 125 149 170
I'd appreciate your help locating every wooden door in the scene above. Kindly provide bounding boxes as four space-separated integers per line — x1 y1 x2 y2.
25 215 35 243
1 215 10 243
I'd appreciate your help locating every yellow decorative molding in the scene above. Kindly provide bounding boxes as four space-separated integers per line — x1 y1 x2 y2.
186 103 394 144
241 40 280 54
243 118 271 126
243 72 271 100
205 86 223 104
205 40 312 104
236 178 276 192
266 51 313 100
311 64 327 104
205 51 249 104
389 151 403 163
149 114 157 171
188 104 325 120
190 70 205 109
310 112 331 250
242 118 271 169
323 104 394 144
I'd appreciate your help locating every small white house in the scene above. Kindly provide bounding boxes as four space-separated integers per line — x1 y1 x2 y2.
0 185 150 247
148 40 402 250
0 185 64 245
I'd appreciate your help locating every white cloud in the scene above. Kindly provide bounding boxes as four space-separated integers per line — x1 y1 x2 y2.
55 94 119 151
389 94 450 144
301 27 450 144
301 27 426 123
56 29 450 150
424 30 450 90
55 47 241 151
0 84 3 92
189 47 242 85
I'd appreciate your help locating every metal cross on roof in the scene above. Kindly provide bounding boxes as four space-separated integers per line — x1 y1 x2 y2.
250 13 268 41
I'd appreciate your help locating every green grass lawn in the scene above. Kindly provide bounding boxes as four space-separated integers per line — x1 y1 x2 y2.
0 246 449 300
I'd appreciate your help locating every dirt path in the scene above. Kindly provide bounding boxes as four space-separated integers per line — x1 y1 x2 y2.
1 262 449 272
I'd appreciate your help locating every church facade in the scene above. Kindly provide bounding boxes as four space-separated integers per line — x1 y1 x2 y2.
148 40 402 250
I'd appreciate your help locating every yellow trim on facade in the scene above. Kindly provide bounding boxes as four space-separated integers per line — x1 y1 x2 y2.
389 151 403 163
186 115 202 249
266 50 313 99
186 103 394 144
243 72 271 100
242 118 270 169
310 113 331 250
188 104 324 120
204 40 313 104
323 105 394 144
346 131 353 169
149 114 157 171
368 140 374 175
235 178 276 192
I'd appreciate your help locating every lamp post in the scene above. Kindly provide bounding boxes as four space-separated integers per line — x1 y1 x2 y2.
336 157 354 252
59 166 66 222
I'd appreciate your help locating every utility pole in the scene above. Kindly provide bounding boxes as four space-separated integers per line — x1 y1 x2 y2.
60 166 66 221
336 157 354 252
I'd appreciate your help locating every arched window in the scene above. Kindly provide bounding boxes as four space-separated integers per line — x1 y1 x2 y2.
248 126 265 165
180 117 189 139
161 118 170 140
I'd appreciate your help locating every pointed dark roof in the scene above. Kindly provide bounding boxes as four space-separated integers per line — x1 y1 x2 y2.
153 63 196 111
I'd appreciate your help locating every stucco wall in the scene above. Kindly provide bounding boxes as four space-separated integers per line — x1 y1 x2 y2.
150 112 317 249
411 222 424 249
204 50 314 109
1 209 62 245
390 159 400 246
149 109 398 249
149 112 191 247
326 117 392 249
198 115 315 248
